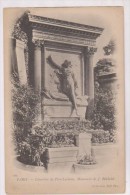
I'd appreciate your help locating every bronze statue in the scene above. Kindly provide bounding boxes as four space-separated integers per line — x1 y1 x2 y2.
46 55 79 116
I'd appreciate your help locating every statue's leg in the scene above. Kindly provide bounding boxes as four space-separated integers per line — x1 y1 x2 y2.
69 85 79 116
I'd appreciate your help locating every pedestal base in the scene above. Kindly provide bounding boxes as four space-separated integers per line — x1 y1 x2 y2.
42 99 88 119
47 147 78 172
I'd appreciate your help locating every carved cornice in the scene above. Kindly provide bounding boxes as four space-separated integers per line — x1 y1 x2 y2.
28 13 103 33
87 47 97 55
32 30 96 47
28 13 104 41
45 41 84 53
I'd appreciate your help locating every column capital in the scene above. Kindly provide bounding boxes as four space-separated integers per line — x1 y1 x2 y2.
32 39 44 48
87 47 97 56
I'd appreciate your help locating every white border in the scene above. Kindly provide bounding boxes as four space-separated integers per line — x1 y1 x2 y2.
124 0 130 195
0 0 130 195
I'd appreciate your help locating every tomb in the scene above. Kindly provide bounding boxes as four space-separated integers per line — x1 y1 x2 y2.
26 13 104 120
11 12 104 170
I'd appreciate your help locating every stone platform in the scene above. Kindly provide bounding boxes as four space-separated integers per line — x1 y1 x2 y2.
45 133 92 171
47 147 78 171
42 99 88 119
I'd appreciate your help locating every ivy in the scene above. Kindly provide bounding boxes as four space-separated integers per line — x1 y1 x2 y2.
91 83 116 132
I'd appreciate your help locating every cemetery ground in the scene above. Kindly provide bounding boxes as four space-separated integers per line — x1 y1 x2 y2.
15 142 117 173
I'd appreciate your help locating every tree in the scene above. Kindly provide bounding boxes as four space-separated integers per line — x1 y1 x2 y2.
103 40 115 56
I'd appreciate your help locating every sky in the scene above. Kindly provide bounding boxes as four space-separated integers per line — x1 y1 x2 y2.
31 7 113 66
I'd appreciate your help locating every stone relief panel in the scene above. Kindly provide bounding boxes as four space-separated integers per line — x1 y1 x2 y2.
43 48 84 98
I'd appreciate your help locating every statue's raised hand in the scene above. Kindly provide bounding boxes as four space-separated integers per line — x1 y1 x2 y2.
46 55 52 64
46 55 61 70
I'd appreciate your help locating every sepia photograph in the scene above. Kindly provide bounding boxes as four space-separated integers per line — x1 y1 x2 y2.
4 7 125 194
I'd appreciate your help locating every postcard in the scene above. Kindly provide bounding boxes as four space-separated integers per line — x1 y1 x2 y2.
4 7 125 194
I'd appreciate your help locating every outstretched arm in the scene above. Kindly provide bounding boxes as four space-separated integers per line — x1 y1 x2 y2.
46 55 61 70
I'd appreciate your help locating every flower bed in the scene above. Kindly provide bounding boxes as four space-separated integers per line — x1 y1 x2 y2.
77 154 96 165
14 120 116 167
90 129 116 144
73 151 97 173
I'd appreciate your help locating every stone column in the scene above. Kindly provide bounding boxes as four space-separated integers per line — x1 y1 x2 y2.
84 47 97 118
33 40 44 123
78 132 92 159
15 39 27 85
33 40 43 92
10 38 17 74
87 47 97 101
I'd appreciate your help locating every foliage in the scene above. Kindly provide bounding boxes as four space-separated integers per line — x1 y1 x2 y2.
103 40 115 55
95 58 116 76
77 155 96 165
30 120 91 148
91 83 116 134
77 149 97 165
11 73 40 128
41 119 91 132
90 129 116 144
12 11 29 44
14 119 92 165
11 73 41 163
14 120 116 166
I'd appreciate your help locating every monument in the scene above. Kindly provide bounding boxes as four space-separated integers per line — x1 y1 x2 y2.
11 12 104 120
10 12 104 169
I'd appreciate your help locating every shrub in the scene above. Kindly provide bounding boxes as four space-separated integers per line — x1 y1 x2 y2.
11 73 41 162
11 73 40 129
91 83 116 132
90 129 116 144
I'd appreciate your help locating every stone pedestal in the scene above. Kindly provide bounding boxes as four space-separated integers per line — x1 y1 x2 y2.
42 99 88 120
78 132 92 158
47 147 78 171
